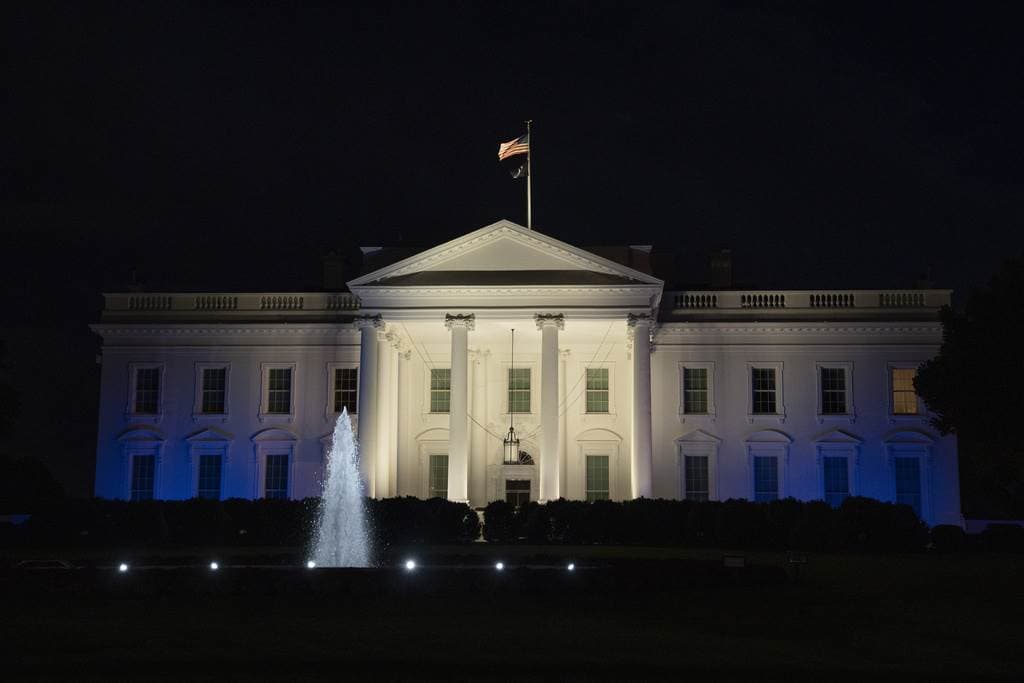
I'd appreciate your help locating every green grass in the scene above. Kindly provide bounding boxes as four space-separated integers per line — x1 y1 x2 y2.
4 546 1023 680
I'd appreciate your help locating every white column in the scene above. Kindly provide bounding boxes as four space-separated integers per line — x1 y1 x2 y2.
355 315 383 497
470 348 490 507
559 349 569 499
628 313 654 498
536 314 564 502
445 314 474 503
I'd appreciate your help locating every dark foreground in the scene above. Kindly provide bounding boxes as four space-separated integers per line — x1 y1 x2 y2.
3 546 1022 681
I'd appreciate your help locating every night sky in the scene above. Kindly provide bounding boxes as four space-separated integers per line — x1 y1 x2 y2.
3 1 1023 494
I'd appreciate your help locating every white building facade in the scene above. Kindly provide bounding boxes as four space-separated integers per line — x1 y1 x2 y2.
92 220 962 525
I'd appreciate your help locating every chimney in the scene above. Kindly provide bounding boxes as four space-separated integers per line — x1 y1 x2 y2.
322 251 346 291
710 249 733 288
914 266 933 290
628 245 653 275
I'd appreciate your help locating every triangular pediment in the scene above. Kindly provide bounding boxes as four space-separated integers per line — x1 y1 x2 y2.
745 429 794 444
186 426 234 443
348 220 662 288
676 429 722 444
812 428 863 444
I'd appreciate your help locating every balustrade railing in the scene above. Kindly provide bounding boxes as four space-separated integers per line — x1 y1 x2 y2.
667 289 948 313
105 292 359 316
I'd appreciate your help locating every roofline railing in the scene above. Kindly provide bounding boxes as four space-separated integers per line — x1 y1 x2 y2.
104 292 360 314
668 289 950 311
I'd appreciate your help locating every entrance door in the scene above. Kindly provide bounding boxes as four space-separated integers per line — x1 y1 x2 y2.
505 479 531 507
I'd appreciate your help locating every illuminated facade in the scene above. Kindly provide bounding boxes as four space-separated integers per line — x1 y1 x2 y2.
92 220 962 525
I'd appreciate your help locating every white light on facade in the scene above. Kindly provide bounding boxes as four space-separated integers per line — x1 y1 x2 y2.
306 560 316 569
495 562 505 571
210 562 219 571
405 559 416 571
118 563 128 572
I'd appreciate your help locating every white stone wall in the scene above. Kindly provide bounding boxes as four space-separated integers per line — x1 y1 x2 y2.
93 320 961 526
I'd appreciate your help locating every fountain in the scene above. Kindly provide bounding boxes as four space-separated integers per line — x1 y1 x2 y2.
311 408 371 567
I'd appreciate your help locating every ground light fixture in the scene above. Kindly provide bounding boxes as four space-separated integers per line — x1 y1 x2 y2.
567 563 575 571
209 561 219 571
306 560 316 569
404 559 416 571
495 562 505 571
118 563 128 572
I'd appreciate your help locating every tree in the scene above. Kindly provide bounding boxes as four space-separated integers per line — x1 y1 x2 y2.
916 256 1024 517
0 340 20 438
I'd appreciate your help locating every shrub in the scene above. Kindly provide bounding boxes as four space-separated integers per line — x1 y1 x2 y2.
482 500 517 542
930 524 967 553
978 523 1024 553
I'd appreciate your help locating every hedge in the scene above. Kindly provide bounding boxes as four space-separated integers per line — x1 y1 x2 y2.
484 496 930 552
5 495 969 554
3 496 479 550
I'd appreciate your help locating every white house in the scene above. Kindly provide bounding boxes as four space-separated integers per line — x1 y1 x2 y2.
92 220 962 525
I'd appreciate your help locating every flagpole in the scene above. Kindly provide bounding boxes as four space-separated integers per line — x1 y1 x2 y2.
525 119 532 230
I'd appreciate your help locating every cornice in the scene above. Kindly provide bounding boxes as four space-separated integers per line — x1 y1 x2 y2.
356 284 661 297
92 324 360 338
655 322 942 336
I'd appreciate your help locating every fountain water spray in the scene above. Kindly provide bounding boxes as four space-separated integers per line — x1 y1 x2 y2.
311 408 371 567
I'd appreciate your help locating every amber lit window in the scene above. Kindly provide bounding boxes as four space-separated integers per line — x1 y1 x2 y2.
892 368 918 414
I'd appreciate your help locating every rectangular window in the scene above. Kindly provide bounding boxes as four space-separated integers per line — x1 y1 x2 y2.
333 367 358 414
264 454 289 499
682 367 709 414
430 368 451 413
894 456 922 517
585 454 610 501
822 456 849 507
201 368 227 414
753 455 779 502
820 367 847 415
505 479 531 507
134 367 160 414
130 454 155 501
197 454 223 500
892 368 919 415
428 454 449 498
508 368 531 413
585 368 610 413
751 368 777 414
267 368 292 414
684 455 709 501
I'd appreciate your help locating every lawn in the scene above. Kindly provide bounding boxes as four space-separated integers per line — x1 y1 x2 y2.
3 545 1022 681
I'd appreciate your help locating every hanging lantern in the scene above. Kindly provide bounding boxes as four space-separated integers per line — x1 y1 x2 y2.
503 425 520 465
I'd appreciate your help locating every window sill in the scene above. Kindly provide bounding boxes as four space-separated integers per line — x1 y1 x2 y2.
192 413 230 424
258 413 294 424
747 413 786 424
125 412 162 424
888 414 926 424
817 414 856 425
679 412 716 424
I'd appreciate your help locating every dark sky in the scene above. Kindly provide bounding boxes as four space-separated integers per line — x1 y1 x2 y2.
3 1 1023 493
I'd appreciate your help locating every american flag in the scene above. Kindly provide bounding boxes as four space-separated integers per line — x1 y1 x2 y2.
498 133 529 161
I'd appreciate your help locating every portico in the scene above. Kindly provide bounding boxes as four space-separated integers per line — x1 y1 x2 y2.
346 220 664 507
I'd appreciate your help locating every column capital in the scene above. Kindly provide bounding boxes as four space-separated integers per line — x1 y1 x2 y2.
535 313 565 330
354 314 384 330
444 313 476 331
626 312 654 329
